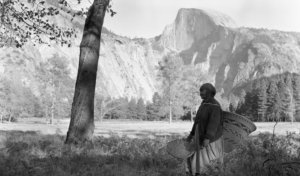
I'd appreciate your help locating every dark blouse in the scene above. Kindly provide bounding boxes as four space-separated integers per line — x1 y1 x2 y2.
189 97 223 144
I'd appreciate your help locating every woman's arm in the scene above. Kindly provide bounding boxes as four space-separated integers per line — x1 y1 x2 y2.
204 105 221 140
187 107 200 140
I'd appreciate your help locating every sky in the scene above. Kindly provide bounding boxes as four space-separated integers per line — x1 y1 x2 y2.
72 0 300 38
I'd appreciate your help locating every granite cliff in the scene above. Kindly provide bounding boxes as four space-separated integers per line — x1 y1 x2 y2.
1 6 300 107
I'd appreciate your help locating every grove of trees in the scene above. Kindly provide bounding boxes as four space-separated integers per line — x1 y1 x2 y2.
0 53 74 123
233 72 300 122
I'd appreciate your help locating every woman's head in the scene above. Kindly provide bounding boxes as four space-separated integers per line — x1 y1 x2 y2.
199 83 216 100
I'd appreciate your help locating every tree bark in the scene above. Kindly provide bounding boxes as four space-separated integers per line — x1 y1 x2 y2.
8 112 11 123
50 80 55 125
45 105 48 123
169 100 172 123
65 0 109 144
51 96 54 125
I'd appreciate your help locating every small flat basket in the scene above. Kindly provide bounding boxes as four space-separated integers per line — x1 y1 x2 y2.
166 139 195 159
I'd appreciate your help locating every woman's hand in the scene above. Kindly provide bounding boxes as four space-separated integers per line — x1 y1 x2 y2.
186 135 193 143
203 139 210 147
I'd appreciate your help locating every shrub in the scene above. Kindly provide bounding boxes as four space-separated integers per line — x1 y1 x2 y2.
0 131 299 176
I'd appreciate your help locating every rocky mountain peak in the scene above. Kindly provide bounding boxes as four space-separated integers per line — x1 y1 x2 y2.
2 4 300 110
160 8 237 51
175 8 236 28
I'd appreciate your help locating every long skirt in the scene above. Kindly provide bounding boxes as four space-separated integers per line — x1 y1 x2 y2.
185 137 224 175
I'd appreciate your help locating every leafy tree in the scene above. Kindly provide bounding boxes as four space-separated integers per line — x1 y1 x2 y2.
65 0 114 144
146 92 163 120
109 97 129 119
157 53 182 123
0 78 12 122
95 95 124 121
2 0 117 144
136 98 146 120
37 54 73 124
128 98 137 119
215 91 230 111
0 0 80 47
175 66 217 121
0 77 37 122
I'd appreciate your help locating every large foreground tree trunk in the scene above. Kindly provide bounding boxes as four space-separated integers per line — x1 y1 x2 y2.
65 0 109 144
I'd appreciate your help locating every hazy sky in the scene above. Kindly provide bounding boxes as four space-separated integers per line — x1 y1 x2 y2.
74 0 300 38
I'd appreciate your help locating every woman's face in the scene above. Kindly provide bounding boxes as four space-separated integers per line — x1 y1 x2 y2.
200 89 209 100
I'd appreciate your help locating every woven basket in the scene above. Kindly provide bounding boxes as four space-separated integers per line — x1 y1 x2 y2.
166 139 194 159
223 111 256 153
166 111 256 158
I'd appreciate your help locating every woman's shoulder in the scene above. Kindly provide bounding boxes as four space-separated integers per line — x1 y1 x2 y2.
202 98 221 108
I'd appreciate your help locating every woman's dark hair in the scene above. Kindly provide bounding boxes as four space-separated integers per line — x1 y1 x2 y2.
200 83 216 97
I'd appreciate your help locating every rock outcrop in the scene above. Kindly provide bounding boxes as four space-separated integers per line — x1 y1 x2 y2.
1 5 300 105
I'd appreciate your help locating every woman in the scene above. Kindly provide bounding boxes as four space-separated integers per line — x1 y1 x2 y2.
185 83 224 176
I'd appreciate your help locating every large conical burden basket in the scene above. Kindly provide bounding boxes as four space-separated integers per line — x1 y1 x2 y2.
222 111 256 153
166 111 256 159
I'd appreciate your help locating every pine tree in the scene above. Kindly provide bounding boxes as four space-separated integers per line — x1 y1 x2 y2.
292 73 300 122
278 80 293 122
273 92 282 122
256 79 268 121
284 73 295 122
266 80 278 122
235 91 255 121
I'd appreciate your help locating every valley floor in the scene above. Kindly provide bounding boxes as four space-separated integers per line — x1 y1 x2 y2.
0 118 299 137
1 119 300 176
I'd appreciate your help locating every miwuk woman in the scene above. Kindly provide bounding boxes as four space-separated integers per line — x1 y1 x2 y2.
185 83 224 176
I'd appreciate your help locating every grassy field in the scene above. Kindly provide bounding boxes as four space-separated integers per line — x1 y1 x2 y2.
0 119 300 176
0 118 299 138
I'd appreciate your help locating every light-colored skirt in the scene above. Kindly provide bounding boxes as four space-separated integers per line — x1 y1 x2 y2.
185 137 224 175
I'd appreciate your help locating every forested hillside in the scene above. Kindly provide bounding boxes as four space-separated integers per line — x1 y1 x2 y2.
231 72 300 122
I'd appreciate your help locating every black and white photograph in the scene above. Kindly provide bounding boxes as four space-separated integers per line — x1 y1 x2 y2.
0 0 300 175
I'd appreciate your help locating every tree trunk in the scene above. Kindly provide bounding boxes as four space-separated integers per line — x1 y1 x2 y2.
45 104 49 123
51 96 54 125
8 113 11 123
65 0 109 145
289 89 294 124
169 100 172 123
100 100 104 122
57 81 61 124
50 80 55 125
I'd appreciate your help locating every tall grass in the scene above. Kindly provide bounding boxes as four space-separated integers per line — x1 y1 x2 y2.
0 131 299 176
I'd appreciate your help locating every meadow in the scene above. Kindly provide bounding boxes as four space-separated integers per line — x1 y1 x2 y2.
1 118 300 137
0 119 300 176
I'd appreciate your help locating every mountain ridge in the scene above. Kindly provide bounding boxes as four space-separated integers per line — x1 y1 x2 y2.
1 5 300 117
